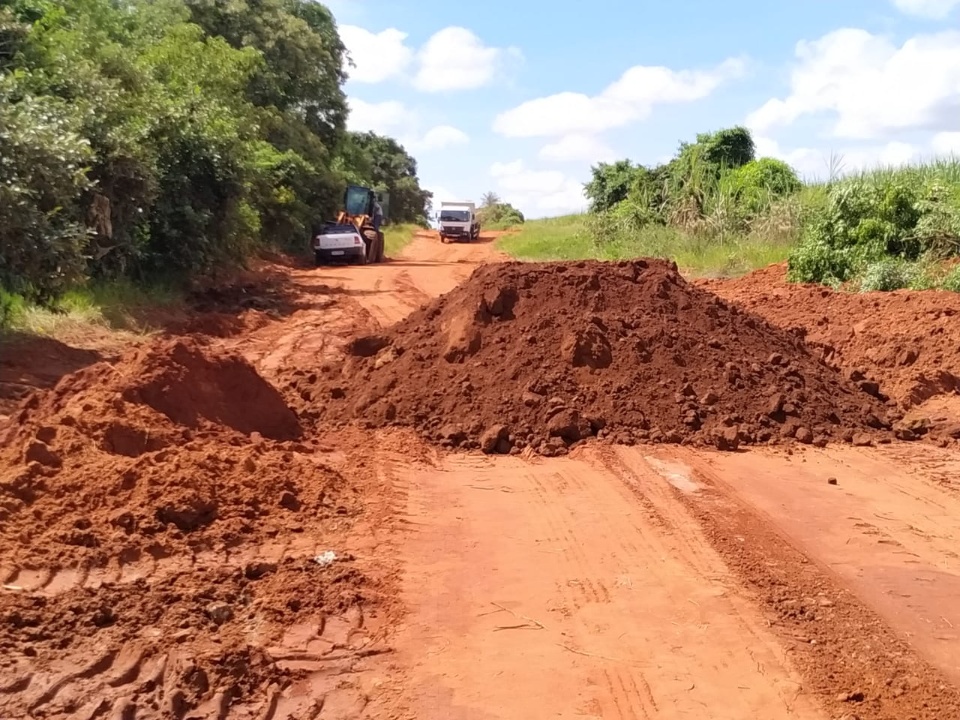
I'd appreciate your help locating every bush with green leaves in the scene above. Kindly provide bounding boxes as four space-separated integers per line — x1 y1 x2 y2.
787 180 926 284
858 258 919 292
477 195 525 229
725 158 802 214
0 78 93 302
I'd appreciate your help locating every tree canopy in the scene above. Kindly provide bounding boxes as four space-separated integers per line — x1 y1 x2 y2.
0 0 432 302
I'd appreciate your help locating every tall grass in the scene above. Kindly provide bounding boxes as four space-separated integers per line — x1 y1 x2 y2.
1 278 182 335
384 223 420 256
498 214 792 277
500 154 960 282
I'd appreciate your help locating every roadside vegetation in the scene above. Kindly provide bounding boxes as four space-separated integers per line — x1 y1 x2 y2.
501 127 960 288
384 223 420 256
0 0 433 328
477 192 525 230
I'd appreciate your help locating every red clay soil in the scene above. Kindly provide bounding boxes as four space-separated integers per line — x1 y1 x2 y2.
0 337 356 568
0 335 388 718
701 264 960 410
291 259 896 456
0 558 382 719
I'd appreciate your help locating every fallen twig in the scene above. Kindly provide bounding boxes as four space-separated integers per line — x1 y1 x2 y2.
556 643 624 664
485 602 545 631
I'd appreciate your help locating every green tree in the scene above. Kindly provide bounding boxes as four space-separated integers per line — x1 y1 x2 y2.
481 191 501 207
348 131 432 223
584 160 640 213
0 78 92 301
0 0 435 307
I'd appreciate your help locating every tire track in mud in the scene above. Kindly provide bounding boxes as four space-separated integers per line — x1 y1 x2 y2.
1 536 327 598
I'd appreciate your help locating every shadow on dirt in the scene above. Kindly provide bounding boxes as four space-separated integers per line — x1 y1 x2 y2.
0 333 105 416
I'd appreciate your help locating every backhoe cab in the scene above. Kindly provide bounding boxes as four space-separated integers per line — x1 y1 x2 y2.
313 185 388 266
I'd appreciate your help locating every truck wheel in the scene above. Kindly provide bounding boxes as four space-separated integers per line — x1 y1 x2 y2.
314 250 324 266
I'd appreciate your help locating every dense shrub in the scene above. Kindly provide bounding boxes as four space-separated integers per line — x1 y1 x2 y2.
787 181 929 284
726 158 802 213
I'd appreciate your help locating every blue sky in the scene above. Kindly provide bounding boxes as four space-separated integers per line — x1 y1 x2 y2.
327 0 960 218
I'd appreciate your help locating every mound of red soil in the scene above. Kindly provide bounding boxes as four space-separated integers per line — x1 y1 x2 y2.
120 339 302 439
700 264 960 410
0 338 347 567
291 260 895 455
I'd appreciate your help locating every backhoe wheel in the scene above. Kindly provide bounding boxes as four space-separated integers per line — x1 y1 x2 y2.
362 229 378 263
376 231 386 262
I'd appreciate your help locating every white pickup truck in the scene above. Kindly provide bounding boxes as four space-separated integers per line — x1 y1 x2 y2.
438 201 480 243
313 222 370 264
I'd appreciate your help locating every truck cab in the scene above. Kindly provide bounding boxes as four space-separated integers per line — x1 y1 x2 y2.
438 202 480 243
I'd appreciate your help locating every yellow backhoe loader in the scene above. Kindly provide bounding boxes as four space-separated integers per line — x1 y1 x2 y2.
312 185 387 265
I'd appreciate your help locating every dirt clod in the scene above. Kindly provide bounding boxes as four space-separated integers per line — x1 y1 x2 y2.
206 601 234 625
480 424 512 455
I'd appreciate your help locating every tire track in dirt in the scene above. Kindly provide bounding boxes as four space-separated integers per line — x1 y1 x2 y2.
1 536 329 597
380 446 825 719
648 446 960 720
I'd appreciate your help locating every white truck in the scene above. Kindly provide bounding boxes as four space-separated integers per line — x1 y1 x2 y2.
438 201 481 243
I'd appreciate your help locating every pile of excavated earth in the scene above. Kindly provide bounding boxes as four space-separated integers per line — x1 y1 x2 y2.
0 338 379 718
701 263 960 410
3 254 960 716
290 259 899 455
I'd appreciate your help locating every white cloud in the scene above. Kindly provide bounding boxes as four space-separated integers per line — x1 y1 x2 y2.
346 98 417 136
339 24 517 92
493 58 745 138
891 0 960 18
413 125 470 151
347 99 468 153
340 26 413 84
933 131 960 154
414 27 520 92
539 134 617 164
747 29 960 140
489 160 587 217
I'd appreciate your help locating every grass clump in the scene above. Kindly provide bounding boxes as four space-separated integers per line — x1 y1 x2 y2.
858 258 919 292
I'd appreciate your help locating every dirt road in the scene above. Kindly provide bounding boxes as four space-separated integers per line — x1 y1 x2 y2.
299 233 960 719
4 231 960 719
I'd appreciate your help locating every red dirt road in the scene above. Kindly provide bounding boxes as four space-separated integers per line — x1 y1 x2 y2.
3 232 960 719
